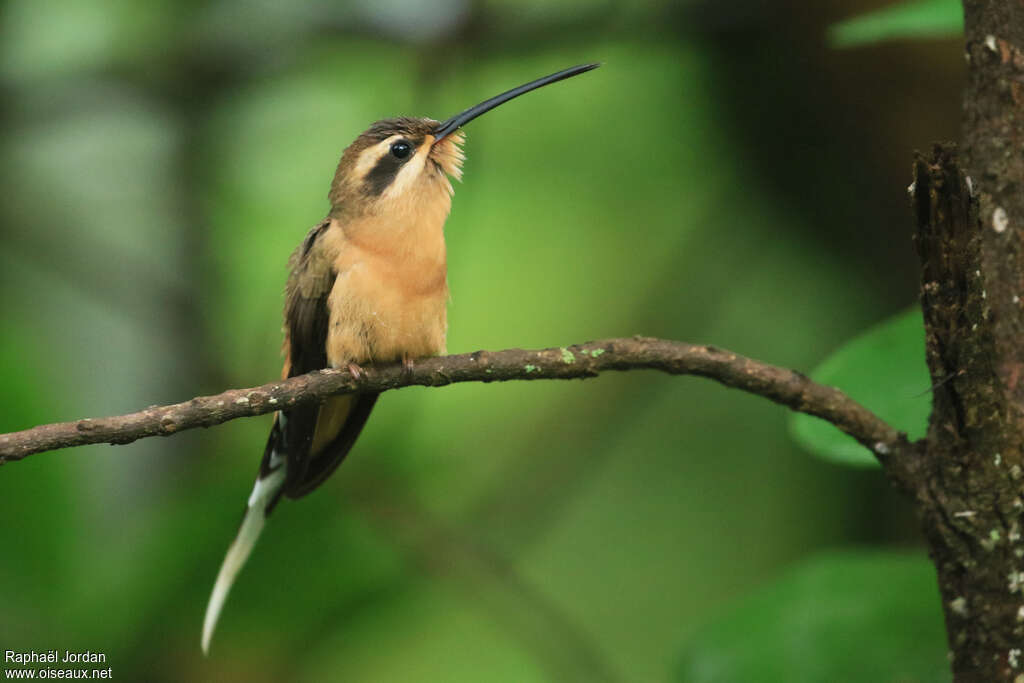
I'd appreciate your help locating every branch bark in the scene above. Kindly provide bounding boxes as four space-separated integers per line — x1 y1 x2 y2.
0 336 907 467
901 1 1024 679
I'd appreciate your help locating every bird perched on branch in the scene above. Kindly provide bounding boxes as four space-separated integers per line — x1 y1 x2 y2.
202 62 600 653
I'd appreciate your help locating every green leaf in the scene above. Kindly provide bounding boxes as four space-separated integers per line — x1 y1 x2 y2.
789 307 930 467
676 551 950 683
829 0 963 48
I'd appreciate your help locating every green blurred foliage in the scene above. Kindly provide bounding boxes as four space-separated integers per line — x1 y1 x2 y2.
830 0 963 47
676 551 950 682
790 307 931 467
0 0 962 681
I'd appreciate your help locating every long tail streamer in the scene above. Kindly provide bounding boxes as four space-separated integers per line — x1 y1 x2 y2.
201 463 286 654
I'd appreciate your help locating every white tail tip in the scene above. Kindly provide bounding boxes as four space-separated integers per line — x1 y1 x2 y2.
202 467 285 654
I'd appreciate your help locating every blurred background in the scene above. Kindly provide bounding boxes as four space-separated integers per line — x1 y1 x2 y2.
0 0 962 680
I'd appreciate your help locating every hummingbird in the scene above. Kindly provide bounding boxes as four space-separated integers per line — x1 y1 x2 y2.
201 62 599 653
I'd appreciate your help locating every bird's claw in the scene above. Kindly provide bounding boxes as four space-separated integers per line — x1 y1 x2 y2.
347 362 365 381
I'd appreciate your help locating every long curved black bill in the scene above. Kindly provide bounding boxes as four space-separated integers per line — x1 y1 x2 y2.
432 63 600 143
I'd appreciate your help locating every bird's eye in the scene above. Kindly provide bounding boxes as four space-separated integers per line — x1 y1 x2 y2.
390 141 412 159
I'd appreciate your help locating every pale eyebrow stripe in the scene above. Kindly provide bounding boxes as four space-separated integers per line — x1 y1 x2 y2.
352 136 401 178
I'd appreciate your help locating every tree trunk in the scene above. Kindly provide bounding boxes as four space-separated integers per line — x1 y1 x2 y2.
908 1 1024 678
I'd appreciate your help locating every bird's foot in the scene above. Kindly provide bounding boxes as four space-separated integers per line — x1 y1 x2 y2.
402 354 415 380
347 362 365 382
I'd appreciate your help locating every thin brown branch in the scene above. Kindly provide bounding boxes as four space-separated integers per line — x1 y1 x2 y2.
0 337 908 465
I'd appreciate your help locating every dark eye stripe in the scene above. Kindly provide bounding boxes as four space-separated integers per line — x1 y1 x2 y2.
362 139 417 196
363 154 402 196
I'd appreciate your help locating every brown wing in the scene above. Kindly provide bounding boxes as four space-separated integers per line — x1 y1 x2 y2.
258 218 378 503
284 392 378 498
